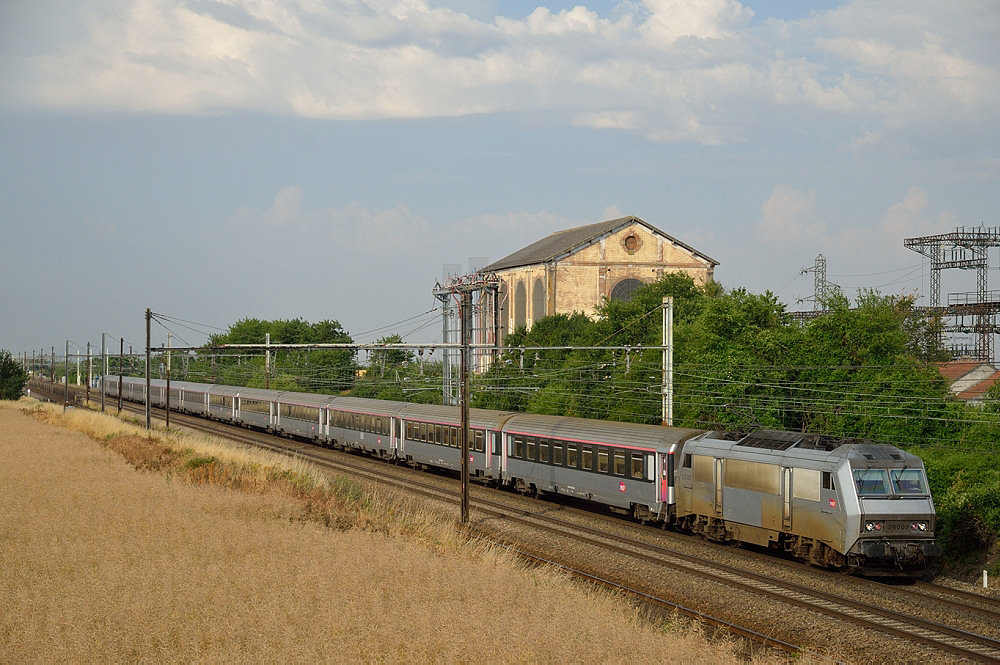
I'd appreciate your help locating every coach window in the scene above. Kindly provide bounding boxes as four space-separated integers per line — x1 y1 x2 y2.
613 450 626 476
582 446 593 471
567 444 578 468
474 430 485 453
435 425 443 446
526 437 537 461
513 436 524 459
552 442 564 466
630 452 644 479
596 448 609 474
539 440 550 463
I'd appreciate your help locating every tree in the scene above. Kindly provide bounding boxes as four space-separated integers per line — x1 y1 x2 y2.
0 349 28 400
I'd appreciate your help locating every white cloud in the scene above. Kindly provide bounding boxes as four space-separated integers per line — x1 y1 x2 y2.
5 0 999 148
757 183 826 243
227 186 305 228
880 186 956 242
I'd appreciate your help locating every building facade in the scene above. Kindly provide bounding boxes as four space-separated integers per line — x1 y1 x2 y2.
481 216 717 338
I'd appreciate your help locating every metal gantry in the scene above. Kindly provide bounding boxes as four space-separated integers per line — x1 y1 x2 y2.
432 272 501 406
905 226 1000 361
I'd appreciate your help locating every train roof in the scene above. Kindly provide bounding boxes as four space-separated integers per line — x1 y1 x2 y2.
330 396 408 416
399 403 514 429
504 413 702 450
689 430 921 467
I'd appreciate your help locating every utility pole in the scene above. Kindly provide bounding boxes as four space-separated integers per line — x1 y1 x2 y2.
64 341 69 412
51 346 55 383
265 332 270 389
662 296 673 427
101 334 106 412
460 291 471 524
145 308 151 430
165 332 171 429
86 342 91 404
118 338 124 414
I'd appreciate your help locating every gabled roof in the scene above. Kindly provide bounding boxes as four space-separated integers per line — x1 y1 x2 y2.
481 215 718 273
936 359 1000 402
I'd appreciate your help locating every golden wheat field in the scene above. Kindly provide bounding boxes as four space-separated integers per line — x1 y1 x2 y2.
0 399 760 663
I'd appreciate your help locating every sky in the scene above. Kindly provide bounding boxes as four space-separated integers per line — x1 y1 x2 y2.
2 0 998 357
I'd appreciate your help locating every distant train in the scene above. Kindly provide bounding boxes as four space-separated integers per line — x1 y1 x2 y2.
106 376 941 576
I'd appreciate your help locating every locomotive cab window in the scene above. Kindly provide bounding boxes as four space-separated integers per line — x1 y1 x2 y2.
890 468 927 494
853 468 889 495
822 471 836 491
683 453 692 469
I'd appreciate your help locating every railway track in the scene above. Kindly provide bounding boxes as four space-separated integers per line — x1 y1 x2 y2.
28 382 1000 662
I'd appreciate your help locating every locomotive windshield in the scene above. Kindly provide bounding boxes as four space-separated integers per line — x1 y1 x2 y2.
853 468 889 495
853 468 928 495
889 468 928 494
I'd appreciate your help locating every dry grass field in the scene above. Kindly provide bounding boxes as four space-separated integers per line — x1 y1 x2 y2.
0 399 763 663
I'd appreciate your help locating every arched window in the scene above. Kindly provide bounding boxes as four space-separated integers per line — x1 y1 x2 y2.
532 277 545 323
611 278 644 302
514 280 527 330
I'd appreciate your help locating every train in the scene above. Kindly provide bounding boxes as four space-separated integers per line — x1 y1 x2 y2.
104 376 942 576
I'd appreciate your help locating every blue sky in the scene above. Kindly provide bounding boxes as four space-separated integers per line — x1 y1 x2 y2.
2 0 998 356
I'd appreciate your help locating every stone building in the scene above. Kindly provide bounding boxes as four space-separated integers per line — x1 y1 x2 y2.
482 215 717 337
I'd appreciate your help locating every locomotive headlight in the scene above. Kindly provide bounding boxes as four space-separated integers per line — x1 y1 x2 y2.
911 521 928 532
864 521 883 532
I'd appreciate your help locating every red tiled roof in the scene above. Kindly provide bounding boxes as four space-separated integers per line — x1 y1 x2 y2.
936 359 983 381
956 370 1000 400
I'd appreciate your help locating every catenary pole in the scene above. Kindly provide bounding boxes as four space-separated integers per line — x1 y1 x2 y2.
86 341 91 404
145 308 151 430
662 296 673 427
460 291 471 524
165 332 171 429
118 338 123 414
64 341 69 412
101 333 106 412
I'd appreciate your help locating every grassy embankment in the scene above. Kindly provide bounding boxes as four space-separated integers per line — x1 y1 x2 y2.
0 399 768 663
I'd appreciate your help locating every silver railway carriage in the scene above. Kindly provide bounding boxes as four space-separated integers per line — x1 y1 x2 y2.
502 413 701 522
107 377 941 575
